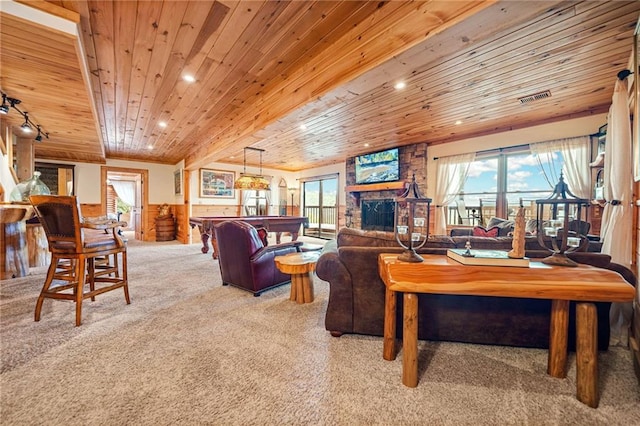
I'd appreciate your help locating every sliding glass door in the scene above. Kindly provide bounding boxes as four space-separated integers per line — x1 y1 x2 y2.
302 175 338 239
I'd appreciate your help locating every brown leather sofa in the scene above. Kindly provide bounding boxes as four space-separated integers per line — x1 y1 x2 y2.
214 220 302 296
316 227 629 350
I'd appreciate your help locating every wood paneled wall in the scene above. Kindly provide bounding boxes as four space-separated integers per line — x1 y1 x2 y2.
634 180 639 280
80 203 103 218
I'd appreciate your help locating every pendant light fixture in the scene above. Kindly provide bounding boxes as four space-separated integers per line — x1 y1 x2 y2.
233 147 271 191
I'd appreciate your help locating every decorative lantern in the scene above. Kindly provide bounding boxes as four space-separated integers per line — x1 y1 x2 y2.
394 173 432 262
535 173 589 267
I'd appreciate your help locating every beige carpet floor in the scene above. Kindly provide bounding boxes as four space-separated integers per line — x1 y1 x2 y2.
1 238 639 425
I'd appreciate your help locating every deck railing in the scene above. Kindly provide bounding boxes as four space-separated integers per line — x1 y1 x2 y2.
302 205 337 238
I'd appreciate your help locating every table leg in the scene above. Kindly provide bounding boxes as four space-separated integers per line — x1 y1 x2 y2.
548 299 569 378
383 287 397 361
211 236 219 260
290 273 314 304
576 302 599 408
403 292 419 387
301 272 314 303
290 274 298 302
198 225 210 254
276 232 282 244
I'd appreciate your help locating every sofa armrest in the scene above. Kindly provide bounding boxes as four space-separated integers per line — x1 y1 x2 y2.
251 241 303 261
316 247 355 334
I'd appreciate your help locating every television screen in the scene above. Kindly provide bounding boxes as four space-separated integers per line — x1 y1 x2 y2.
355 147 400 184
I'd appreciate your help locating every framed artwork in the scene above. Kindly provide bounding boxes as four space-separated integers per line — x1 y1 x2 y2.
199 169 235 198
174 169 182 195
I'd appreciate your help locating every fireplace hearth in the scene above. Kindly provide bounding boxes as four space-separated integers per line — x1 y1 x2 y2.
361 199 395 231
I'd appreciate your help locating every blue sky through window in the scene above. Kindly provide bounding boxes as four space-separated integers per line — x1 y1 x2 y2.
461 152 564 207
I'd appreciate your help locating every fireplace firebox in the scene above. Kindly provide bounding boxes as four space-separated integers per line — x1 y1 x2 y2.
361 199 395 231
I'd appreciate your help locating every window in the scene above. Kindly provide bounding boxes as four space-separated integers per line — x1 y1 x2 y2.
450 148 563 226
302 175 338 239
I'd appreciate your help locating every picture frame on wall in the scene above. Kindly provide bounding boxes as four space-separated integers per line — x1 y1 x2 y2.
199 169 235 198
174 169 183 195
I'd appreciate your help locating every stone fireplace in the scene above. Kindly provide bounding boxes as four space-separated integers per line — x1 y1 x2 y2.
345 143 427 230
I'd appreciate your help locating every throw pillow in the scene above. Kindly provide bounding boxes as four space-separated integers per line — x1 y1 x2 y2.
486 217 515 236
256 227 269 246
472 226 499 237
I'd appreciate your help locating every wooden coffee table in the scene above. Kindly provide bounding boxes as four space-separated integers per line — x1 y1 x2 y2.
275 251 320 304
378 253 635 408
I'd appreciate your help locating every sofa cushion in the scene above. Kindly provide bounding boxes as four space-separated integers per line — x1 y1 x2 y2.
472 226 499 237
337 228 398 247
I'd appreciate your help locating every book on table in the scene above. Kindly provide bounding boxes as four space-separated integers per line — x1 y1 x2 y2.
446 248 530 267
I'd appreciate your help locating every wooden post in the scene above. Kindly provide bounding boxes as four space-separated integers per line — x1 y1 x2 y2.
26 222 50 267
548 299 569 378
576 302 599 408
383 287 397 361
402 292 419 387
0 222 29 278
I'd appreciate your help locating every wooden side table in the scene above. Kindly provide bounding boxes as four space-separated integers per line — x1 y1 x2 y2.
274 251 320 304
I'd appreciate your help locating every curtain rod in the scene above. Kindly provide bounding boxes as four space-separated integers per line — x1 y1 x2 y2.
433 143 531 161
432 133 599 161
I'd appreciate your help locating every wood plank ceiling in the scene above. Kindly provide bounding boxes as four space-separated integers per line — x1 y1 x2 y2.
0 1 638 172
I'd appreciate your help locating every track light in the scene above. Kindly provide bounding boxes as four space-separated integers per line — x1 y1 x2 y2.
0 91 48 141
21 113 32 133
0 94 8 114
34 125 48 142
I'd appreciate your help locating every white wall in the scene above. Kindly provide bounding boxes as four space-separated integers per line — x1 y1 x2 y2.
188 161 300 215
69 159 177 204
296 161 347 204
425 114 607 198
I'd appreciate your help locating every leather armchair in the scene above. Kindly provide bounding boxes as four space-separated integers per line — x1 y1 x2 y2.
214 220 302 296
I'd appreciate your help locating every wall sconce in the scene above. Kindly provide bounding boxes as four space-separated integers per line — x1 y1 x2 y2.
0 91 49 142
535 173 589 267
394 173 432 262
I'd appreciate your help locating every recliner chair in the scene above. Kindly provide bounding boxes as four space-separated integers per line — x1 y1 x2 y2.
214 220 302 296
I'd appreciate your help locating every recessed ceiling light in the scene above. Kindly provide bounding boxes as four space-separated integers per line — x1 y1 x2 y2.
147 145 153 150
455 120 462 125
364 143 370 148
183 74 195 83
299 123 307 131
158 121 167 128
394 81 406 90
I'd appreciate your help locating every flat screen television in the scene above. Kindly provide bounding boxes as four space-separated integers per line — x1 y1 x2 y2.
355 147 400 184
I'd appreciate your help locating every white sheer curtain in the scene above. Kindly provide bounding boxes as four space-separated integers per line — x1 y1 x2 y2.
434 153 475 235
110 180 136 208
600 78 633 346
529 136 591 199
241 191 252 216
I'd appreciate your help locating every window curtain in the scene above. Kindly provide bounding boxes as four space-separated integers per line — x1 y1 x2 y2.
529 135 591 199
600 78 633 346
110 180 136 208
241 191 252 216
434 153 475 235
264 177 272 214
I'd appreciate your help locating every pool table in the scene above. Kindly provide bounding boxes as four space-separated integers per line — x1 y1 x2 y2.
189 216 309 259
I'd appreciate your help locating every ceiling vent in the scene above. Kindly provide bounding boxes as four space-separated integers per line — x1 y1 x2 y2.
518 90 551 104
